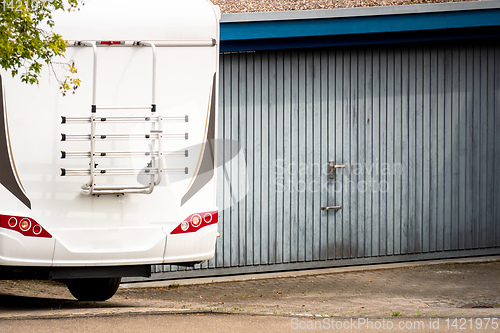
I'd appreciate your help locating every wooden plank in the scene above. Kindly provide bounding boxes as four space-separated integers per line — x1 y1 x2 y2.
436 46 446 252
311 50 323 261
268 51 277 264
230 54 240 266
444 46 454 251
408 47 417 254
222 54 233 267
393 48 403 255
364 48 374 258
290 51 299 262
214 56 226 269
253 52 263 264
275 51 285 264
335 50 344 259
372 48 380 257
495 46 500 247
282 51 292 263
415 47 424 253
357 48 367 258
422 46 432 253
486 45 496 248
319 50 329 261
327 49 337 260
349 49 358 258
465 46 476 250
386 47 395 256
342 49 351 259
238 53 248 265
479 46 488 249
296 50 307 262
451 46 460 250
305 50 314 262
458 47 467 250
379 47 388 256
472 46 481 249
400 47 409 255
244 53 255 266
261 52 270 264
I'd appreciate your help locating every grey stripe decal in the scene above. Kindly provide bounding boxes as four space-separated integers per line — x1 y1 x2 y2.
0 75 31 209
181 74 217 206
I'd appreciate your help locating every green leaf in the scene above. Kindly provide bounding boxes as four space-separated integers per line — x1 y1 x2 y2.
0 0 82 94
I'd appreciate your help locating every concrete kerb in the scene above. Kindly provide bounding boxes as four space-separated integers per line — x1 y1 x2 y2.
120 255 500 289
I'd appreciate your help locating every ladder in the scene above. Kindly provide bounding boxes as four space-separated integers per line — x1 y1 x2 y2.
60 41 191 196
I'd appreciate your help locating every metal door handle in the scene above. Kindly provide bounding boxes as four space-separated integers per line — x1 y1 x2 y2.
321 206 342 211
329 161 345 179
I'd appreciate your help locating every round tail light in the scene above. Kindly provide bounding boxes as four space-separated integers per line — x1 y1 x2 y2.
33 225 42 235
181 221 189 231
20 218 31 231
8 217 17 228
204 213 212 223
191 214 202 227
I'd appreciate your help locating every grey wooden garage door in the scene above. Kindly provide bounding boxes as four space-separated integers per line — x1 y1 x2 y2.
146 41 500 280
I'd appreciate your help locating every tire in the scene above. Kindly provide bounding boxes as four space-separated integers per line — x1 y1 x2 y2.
65 277 121 301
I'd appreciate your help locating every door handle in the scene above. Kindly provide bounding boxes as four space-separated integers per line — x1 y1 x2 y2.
321 206 342 211
329 161 345 179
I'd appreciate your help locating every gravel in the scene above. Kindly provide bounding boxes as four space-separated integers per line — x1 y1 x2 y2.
211 0 479 13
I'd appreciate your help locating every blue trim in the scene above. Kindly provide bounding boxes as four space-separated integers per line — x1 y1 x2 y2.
221 28 500 52
220 8 500 52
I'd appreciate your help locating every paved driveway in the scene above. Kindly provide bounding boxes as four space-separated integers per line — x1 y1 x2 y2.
0 257 498 332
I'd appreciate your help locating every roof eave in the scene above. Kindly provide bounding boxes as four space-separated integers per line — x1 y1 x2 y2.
220 1 500 52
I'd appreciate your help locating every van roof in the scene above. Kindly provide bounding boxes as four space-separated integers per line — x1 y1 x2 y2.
53 0 219 42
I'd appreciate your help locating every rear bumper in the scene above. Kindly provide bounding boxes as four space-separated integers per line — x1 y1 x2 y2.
164 223 219 263
51 226 168 266
0 221 219 271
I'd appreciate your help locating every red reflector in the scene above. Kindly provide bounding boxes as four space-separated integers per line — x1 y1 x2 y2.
33 225 42 235
99 41 122 45
8 217 17 228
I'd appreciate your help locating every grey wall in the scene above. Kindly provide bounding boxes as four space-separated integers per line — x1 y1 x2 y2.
148 40 500 280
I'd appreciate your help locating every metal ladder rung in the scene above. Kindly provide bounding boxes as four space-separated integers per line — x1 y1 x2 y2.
61 134 91 141
61 133 188 141
95 106 152 110
61 150 188 159
62 115 188 124
81 185 156 196
61 167 189 176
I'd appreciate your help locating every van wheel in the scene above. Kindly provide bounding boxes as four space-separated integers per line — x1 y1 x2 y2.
65 277 121 301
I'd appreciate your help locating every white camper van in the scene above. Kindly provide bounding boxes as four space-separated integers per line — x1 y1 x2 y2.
0 0 220 301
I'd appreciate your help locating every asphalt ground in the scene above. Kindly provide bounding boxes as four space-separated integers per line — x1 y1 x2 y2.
0 256 498 332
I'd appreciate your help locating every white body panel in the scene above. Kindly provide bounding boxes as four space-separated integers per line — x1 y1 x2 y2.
0 0 219 269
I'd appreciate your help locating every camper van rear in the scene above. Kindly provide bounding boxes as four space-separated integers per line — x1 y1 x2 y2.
0 0 220 301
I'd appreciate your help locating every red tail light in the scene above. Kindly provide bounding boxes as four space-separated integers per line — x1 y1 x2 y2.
0 215 52 238
33 225 42 235
8 217 17 228
171 211 218 235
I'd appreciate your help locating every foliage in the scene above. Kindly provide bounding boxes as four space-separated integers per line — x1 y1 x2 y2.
0 0 80 95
